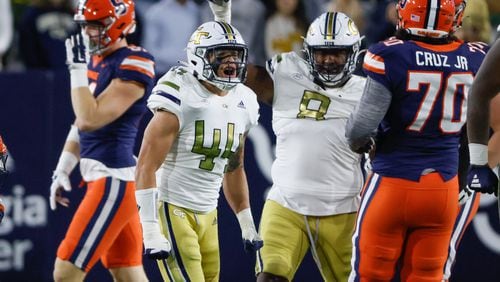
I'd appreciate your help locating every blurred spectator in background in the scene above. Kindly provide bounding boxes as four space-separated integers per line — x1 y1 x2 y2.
126 7 144 47
200 0 267 65
455 0 492 43
143 0 200 77
486 0 500 32
18 0 77 69
325 0 365 34
363 0 397 47
0 0 13 71
264 0 308 59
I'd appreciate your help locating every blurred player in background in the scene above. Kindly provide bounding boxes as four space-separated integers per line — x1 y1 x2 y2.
442 1 487 280
346 0 489 280
0 136 8 223
209 1 367 281
135 21 262 281
48 0 154 281
466 39 500 197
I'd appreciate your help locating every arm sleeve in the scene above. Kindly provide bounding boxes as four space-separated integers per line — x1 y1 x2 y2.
345 76 392 150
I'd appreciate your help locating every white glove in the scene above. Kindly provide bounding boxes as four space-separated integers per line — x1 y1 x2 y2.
136 188 171 259
208 0 232 23
458 186 473 205
65 30 90 88
49 151 78 210
237 208 263 252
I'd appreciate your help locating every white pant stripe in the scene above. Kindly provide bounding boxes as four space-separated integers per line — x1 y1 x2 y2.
74 178 120 268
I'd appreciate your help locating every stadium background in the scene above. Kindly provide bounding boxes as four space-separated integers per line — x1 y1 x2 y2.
0 70 499 281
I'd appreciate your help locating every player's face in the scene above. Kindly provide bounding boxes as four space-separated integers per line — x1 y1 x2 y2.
313 49 348 75
208 49 243 78
81 23 105 52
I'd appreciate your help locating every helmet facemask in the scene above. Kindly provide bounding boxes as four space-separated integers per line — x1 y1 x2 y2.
303 12 362 88
186 21 248 91
305 44 358 88
195 44 248 90
77 20 113 55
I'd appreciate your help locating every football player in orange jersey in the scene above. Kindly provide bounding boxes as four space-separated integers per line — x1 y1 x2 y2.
346 0 489 280
48 0 154 281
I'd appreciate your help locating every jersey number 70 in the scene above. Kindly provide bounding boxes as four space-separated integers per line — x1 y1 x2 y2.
407 71 473 133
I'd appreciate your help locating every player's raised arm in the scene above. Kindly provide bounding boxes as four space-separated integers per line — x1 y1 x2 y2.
65 30 147 132
207 0 231 23
206 0 274 105
246 64 274 105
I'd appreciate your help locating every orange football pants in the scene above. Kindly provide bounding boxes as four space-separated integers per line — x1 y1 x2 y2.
57 177 142 272
350 173 458 282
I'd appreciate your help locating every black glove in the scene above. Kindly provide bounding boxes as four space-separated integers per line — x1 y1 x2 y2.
467 164 499 195
351 137 375 154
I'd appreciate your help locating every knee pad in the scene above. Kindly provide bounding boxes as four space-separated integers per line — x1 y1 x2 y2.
359 245 399 280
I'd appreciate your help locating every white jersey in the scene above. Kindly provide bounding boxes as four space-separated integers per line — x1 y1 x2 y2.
148 66 260 212
266 52 366 216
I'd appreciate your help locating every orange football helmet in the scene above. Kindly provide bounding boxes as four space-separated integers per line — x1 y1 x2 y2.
74 0 136 54
397 0 456 38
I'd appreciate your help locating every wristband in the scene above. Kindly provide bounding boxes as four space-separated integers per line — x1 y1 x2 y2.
469 143 488 165
66 125 80 144
236 208 256 230
70 68 89 89
55 151 78 175
136 188 159 223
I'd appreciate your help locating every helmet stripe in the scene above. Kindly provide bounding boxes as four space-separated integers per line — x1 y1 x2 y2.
217 21 235 41
325 12 336 40
425 0 439 31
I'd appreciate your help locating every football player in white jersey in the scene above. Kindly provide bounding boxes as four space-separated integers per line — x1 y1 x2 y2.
208 1 367 280
135 21 263 281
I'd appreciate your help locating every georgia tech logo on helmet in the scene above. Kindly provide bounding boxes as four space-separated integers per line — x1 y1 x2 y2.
347 19 359 35
190 30 211 45
110 0 128 16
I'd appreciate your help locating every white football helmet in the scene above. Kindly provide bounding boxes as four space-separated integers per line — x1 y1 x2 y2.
303 12 362 88
186 21 248 90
